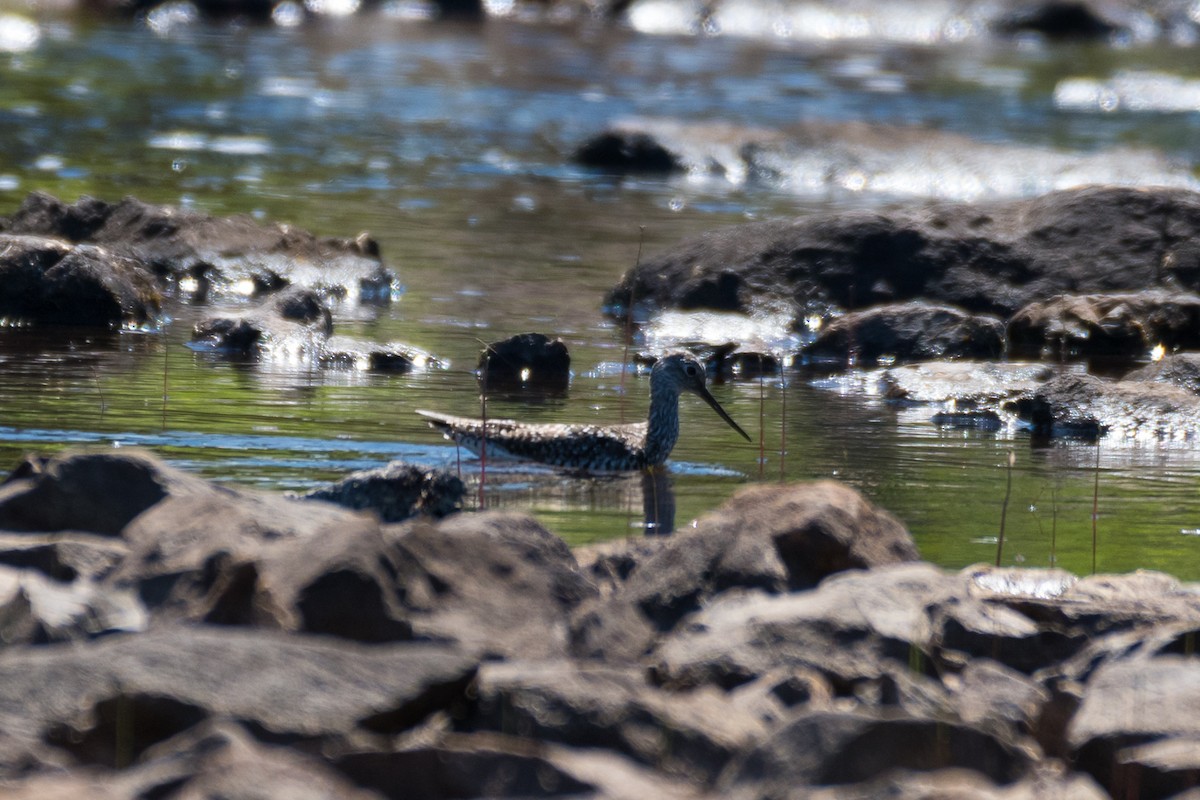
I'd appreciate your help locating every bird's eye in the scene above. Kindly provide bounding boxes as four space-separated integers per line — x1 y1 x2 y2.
684 363 698 377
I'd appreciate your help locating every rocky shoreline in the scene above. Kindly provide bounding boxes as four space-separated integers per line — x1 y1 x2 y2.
0 449 1195 798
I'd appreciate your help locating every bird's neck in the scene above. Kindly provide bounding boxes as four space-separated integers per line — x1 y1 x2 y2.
643 384 681 466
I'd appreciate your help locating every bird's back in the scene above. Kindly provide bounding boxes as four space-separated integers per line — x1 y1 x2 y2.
416 410 650 471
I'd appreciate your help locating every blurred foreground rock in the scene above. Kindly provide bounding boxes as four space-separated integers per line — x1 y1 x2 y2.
0 448 1195 798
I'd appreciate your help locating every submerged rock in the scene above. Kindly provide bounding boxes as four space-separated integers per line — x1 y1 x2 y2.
1007 371 1200 439
807 302 1005 367
190 287 333 357
878 361 1057 405
319 336 441 372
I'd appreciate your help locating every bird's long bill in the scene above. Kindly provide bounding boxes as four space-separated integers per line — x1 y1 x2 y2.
696 385 752 442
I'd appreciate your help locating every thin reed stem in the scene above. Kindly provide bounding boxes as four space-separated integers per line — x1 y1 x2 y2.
479 349 489 510
778 357 786 482
161 337 169 431
619 227 645 425
758 366 765 480
1092 442 1101 575
995 450 1014 567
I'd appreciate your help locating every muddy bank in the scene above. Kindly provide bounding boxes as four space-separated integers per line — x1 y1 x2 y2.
0 448 1194 798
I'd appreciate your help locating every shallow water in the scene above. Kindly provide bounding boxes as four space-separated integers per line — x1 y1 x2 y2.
3 13 1200 576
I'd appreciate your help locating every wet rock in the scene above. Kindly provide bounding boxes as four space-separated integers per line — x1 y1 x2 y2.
716 708 1036 797
879 361 1056 405
577 118 1192 201
1006 371 1200 439
390 512 598 659
462 660 769 784
807 302 1005 367
319 336 440 372
479 332 571 393
1124 352 1200 394
570 481 918 662
1 192 396 304
1007 291 1200 360
302 462 465 522
0 233 161 327
0 626 478 760
637 310 800 378
607 186 1200 328
190 287 333 356
1067 655 1200 798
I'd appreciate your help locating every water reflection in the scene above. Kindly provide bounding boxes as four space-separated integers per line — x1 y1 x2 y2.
642 465 675 534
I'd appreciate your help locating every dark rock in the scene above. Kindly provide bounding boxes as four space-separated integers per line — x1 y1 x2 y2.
1124 352 1200 394
571 481 918 662
462 660 768 784
1067 655 1200 798
273 287 334 333
576 128 680 173
0 450 210 536
1006 371 1200 439
302 462 465 522
479 333 571 393
2 192 396 304
1007 291 1200 360
607 186 1200 328
808 302 1005 367
390 512 598 659
0 627 477 769
99 464 406 642
717 708 1036 796
993 1 1117 39
0 234 161 327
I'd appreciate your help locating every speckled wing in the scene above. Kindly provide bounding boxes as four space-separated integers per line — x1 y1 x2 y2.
416 410 649 471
